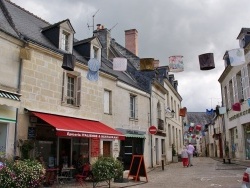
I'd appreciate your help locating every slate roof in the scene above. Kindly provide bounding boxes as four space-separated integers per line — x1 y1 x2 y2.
236 27 250 39
187 112 213 126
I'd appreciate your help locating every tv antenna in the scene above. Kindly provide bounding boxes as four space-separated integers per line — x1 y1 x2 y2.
108 23 118 32
87 9 99 33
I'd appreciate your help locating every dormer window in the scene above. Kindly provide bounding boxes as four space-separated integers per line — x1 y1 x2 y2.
42 19 75 53
91 44 101 61
61 31 70 51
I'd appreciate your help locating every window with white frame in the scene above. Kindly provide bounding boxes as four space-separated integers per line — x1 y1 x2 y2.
236 71 243 101
157 102 161 119
224 85 229 109
130 94 138 119
242 64 250 100
61 31 70 51
93 46 99 59
62 71 81 107
104 90 112 114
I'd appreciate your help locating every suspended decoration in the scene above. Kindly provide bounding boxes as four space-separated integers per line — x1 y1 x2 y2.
169 55 184 72
184 126 189 132
228 48 245 66
206 109 214 115
179 107 187 117
112 57 127 71
219 107 226 114
86 58 101 81
202 131 206 137
215 105 220 116
189 127 194 132
62 53 76 71
140 58 154 71
232 102 241 111
198 53 215 70
195 125 202 131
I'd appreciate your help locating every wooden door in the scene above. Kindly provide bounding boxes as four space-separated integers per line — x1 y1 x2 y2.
103 141 111 157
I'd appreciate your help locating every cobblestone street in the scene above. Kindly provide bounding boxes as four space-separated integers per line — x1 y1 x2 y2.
129 157 245 188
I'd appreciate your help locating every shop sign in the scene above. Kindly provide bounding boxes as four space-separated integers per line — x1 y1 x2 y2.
126 130 139 134
113 142 119 152
229 108 250 121
28 127 36 139
57 131 120 139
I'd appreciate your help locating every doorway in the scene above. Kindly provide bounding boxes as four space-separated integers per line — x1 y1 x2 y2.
103 141 111 157
0 123 7 153
59 138 71 168
155 138 159 165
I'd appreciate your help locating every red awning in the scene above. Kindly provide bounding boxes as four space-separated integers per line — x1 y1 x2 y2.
32 112 125 140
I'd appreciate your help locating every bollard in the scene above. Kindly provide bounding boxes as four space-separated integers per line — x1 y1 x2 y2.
161 159 164 171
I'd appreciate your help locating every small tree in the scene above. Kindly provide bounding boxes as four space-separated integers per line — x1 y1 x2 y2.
92 156 123 182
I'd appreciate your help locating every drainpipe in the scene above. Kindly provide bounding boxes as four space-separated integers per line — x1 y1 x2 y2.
149 80 153 168
14 45 24 156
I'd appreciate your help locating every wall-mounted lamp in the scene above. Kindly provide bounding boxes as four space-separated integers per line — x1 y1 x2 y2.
165 107 175 118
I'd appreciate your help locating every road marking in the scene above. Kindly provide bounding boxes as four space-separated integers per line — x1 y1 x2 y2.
201 177 211 181
210 184 222 187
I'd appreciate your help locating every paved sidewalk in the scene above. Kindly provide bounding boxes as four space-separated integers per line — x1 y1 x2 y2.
44 157 249 188
212 157 250 168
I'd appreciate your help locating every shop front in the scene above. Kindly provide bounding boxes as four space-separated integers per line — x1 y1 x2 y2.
116 128 145 170
29 111 125 169
0 90 21 157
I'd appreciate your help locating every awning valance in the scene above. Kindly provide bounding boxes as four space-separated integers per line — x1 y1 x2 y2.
32 112 125 140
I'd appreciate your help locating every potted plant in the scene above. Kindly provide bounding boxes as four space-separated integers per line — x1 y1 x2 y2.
172 144 178 163
92 156 123 188
18 139 34 159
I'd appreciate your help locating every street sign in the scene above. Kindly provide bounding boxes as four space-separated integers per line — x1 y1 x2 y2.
148 125 157 135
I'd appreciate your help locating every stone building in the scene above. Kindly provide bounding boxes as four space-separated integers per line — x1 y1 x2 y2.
218 28 250 160
0 0 183 168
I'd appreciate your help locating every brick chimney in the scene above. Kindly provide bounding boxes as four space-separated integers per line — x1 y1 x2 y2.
153 60 160 68
93 24 111 59
125 29 138 56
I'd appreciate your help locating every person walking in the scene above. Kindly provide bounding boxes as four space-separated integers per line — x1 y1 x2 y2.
181 146 189 167
186 143 195 167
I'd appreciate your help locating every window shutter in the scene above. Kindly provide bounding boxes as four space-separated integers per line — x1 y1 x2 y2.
76 76 81 107
135 96 138 119
232 76 238 103
226 84 230 109
223 86 226 108
246 65 250 99
62 72 67 103
104 90 110 114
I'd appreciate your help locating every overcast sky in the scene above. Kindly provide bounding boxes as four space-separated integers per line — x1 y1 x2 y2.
11 0 250 112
